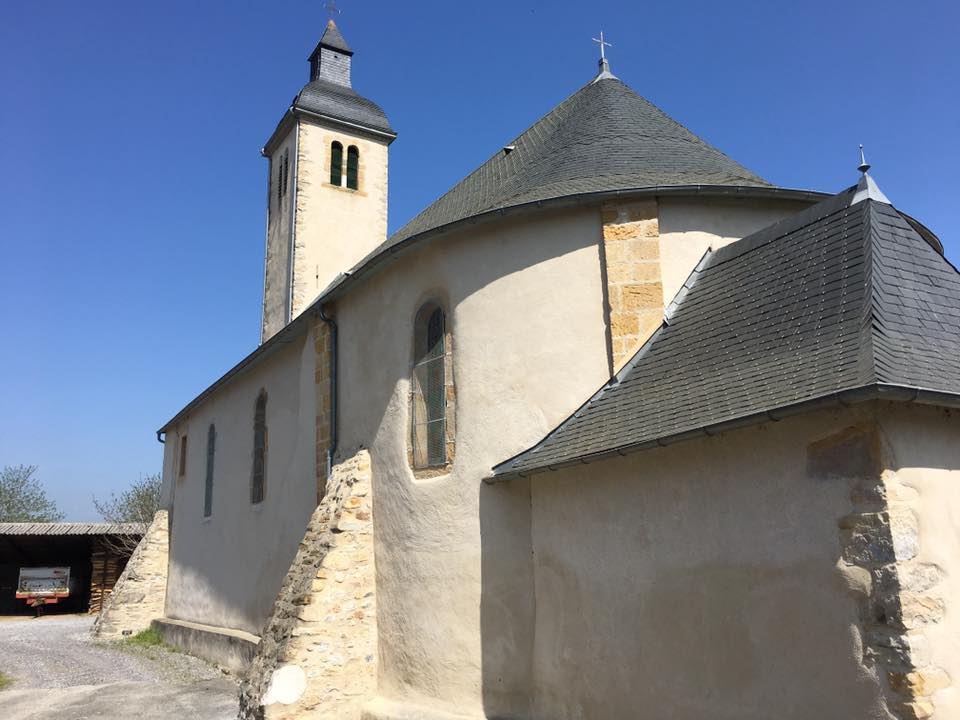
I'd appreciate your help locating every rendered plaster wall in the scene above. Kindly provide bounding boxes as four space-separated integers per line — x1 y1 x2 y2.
877 404 960 719
657 197 812 306
528 408 893 720
333 207 610 718
262 128 299 341
162 327 318 637
291 119 389 321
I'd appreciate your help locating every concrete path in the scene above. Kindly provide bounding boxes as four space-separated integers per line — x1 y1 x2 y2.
0 615 238 719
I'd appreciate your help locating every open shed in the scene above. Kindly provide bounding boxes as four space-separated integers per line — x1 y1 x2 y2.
0 523 145 614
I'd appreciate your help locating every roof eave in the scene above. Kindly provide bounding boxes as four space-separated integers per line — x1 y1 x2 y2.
262 106 396 157
487 384 960 483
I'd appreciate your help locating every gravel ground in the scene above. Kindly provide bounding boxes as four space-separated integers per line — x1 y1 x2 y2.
0 615 238 719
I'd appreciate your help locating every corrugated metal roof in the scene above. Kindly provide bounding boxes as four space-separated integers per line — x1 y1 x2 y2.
494 187 960 478
0 523 147 536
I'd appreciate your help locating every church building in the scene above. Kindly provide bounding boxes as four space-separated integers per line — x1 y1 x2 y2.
114 19 959 720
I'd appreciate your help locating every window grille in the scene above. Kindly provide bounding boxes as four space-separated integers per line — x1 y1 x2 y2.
346 146 359 190
251 391 267 503
412 306 447 468
330 142 343 186
204 424 215 518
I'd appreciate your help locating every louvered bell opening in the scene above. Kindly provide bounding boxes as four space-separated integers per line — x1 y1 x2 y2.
412 309 446 468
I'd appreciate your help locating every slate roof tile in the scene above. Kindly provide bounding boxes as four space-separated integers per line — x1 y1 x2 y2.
385 75 770 251
495 190 960 478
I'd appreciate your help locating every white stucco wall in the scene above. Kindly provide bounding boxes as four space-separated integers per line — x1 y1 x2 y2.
879 404 960 718
262 129 298 341
291 119 389 320
162 328 317 635
527 409 891 720
333 207 610 718
658 197 811 305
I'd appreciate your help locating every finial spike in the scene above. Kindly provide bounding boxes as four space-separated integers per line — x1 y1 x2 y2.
857 144 871 175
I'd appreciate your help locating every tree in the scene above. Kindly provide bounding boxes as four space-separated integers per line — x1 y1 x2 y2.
0 465 66 523
93 473 162 553
93 473 162 525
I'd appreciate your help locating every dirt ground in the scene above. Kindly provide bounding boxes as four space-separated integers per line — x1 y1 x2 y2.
0 614 238 719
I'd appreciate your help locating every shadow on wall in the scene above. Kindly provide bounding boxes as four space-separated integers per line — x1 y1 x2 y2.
479 479 535 719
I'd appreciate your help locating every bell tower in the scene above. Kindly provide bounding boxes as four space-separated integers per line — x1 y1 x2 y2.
260 20 395 342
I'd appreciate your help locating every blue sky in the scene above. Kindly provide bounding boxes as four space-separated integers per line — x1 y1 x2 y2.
1 0 957 520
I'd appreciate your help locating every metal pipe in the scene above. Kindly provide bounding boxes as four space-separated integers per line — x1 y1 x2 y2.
156 430 165 444
318 305 338 481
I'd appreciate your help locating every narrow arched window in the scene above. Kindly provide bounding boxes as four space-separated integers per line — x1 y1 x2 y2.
281 149 289 196
411 304 452 469
251 390 268 504
346 145 359 190
330 142 343 186
204 424 215 518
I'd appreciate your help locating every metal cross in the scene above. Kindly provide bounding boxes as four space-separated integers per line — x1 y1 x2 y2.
325 0 340 18
592 31 612 60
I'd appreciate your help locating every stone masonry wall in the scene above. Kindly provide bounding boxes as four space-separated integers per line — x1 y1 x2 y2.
600 200 664 370
239 450 376 720
93 510 169 639
810 426 951 720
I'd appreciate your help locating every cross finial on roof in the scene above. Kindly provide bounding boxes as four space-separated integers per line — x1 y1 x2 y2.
858 144 871 175
325 0 340 20
591 31 617 81
592 31 612 60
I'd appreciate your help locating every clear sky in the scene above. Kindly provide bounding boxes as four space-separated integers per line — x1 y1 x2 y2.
1 1 957 520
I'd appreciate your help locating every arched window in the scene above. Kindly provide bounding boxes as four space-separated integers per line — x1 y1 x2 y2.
330 142 343 186
411 304 452 469
204 424 215 518
251 390 268 504
346 145 359 190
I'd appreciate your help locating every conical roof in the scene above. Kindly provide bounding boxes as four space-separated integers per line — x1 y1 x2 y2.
391 76 770 245
495 187 960 478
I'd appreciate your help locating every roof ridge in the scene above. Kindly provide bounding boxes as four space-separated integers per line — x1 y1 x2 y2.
857 201 881 386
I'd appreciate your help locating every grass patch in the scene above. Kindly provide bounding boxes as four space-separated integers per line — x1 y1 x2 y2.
122 627 163 648
0 671 12 690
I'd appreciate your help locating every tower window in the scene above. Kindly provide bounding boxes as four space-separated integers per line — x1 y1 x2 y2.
346 146 359 190
251 390 268 504
330 142 343 186
204 424 215 518
411 303 453 469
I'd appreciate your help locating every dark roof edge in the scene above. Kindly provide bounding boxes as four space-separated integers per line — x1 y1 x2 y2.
158 184 825 432
329 184 832 299
159 308 315 433
262 105 397 156
487 384 960 483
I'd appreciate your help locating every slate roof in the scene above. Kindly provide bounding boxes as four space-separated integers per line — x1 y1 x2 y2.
294 79 394 137
388 75 770 248
494 185 960 478
317 19 352 54
0 523 146 536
